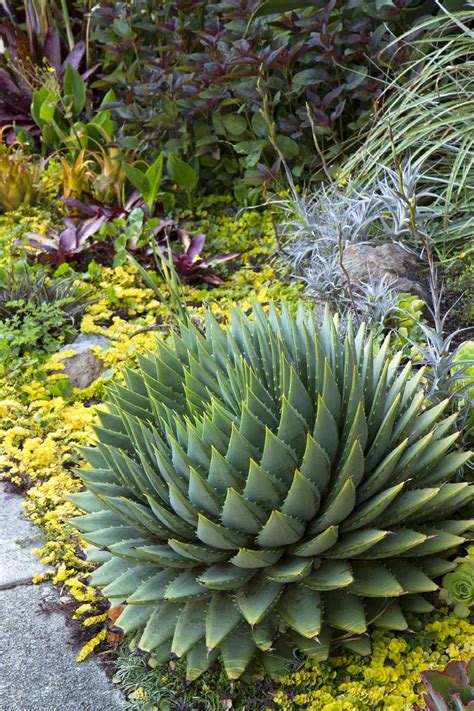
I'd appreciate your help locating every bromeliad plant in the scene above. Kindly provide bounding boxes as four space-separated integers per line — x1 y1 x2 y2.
0 130 40 211
23 215 107 265
160 231 239 285
71 304 473 680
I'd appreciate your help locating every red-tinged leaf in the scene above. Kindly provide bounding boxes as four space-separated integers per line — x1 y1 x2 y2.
186 233 206 261
43 27 61 76
59 223 79 253
107 605 125 643
0 68 21 95
81 64 100 82
322 84 345 109
61 41 86 74
61 197 97 217
107 630 124 644
150 219 174 237
124 190 143 211
330 100 346 122
200 274 225 285
199 252 239 267
26 2 42 60
23 234 58 252
107 605 124 624
263 46 285 71
256 158 280 182
0 112 28 123
77 215 108 242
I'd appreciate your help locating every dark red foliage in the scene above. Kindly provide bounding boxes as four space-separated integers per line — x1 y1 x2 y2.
61 190 144 222
161 231 239 285
0 3 94 139
21 216 107 265
90 0 419 190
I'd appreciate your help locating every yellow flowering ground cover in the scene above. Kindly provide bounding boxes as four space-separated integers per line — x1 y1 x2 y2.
273 615 474 710
1 196 473 708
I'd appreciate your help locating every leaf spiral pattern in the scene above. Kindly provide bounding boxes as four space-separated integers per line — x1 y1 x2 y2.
72 304 473 679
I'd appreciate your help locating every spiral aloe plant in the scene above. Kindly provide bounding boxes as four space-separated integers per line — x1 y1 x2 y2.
71 304 473 680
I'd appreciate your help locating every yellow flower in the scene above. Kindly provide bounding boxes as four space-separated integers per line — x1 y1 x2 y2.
76 628 108 662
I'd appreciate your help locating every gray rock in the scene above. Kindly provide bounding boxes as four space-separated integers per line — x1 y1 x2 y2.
0 584 125 711
58 334 109 389
342 243 428 299
60 334 110 352
0 487 49 589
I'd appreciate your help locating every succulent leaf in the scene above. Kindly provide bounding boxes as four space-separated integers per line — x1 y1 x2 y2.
414 658 474 711
72 304 473 678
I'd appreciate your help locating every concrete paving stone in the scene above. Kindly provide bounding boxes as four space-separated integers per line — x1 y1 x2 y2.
0 487 48 589
0 584 125 711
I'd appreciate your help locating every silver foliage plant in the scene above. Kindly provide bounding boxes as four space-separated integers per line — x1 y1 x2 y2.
279 160 435 328
279 162 474 415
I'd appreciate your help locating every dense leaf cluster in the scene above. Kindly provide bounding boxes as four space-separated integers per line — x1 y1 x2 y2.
73 304 473 679
90 0 420 192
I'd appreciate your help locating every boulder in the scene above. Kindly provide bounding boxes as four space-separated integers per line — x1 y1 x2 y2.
58 334 109 389
342 243 428 299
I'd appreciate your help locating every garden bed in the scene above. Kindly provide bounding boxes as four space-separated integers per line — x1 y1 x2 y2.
1 2 473 710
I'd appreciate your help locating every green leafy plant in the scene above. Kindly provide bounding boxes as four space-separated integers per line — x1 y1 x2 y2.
413 658 474 711
123 153 172 218
123 153 198 216
99 208 147 268
440 556 474 619
89 0 421 195
167 154 198 210
32 81 118 156
71 303 473 680
0 264 93 368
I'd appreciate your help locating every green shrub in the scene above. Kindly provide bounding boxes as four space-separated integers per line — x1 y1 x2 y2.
71 304 473 680
89 0 426 196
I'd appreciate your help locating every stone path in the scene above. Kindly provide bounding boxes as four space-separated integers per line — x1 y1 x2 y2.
0 485 125 711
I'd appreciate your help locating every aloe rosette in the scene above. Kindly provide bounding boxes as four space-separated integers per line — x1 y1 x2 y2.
71 304 473 679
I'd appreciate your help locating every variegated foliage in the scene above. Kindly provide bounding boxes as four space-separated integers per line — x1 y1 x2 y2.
71 305 473 679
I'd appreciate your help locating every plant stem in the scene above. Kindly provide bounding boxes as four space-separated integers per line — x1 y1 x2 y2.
60 0 75 52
